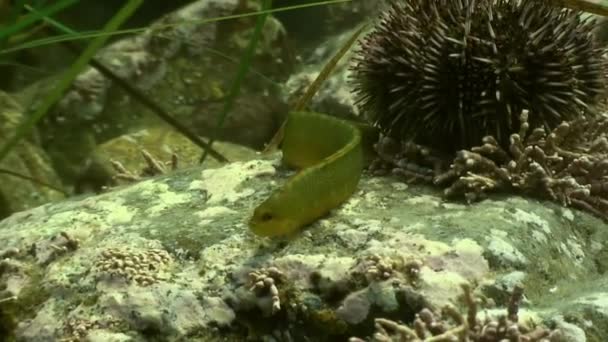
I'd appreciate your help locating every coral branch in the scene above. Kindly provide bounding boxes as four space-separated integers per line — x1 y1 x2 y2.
372 109 608 221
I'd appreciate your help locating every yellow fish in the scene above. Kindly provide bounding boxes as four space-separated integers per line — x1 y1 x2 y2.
249 111 364 238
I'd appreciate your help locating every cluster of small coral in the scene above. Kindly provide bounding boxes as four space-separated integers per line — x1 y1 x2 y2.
350 284 562 342
247 266 284 315
226 253 427 338
229 255 563 341
371 110 608 221
94 247 172 286
63 317 121 342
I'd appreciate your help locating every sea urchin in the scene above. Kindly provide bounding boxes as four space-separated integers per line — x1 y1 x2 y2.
351 0 608 154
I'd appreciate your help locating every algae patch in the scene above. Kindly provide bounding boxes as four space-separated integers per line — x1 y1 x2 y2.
190 160 275 204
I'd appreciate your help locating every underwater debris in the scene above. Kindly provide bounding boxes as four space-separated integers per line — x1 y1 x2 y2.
349 283 562 342
351 0 608 155
248 266 284 315
373 110 608 221
94 247 171 286
110 149 178 183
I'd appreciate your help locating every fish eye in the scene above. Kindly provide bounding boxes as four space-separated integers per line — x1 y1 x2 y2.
260 212 274 221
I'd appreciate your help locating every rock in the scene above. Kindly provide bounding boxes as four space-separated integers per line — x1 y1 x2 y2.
17 0 290 187
273 0 387 47
336 289 371 325
1 155 608 341
78 125 260 192
189 94 287 150
85 330 133 342
0 91 65 220
283 25 364 121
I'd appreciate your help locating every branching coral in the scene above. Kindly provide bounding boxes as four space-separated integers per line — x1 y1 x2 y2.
372 110 608 221
248 266 284 315
357 254 397 282
349 283 562 342
350 254 422 285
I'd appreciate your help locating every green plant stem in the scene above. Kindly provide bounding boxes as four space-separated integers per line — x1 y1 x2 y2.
0 0 80 42
199 0 273 164
0 0 144 164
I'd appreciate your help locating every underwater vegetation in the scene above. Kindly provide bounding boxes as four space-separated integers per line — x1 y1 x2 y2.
351 0 608 154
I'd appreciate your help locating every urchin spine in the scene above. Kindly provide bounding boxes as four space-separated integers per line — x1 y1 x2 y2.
351 0 607 153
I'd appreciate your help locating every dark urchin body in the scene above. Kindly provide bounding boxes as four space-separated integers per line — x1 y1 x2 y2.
351 0 608 154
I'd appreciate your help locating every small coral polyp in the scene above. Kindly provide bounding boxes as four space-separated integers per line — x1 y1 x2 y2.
94 247 172 286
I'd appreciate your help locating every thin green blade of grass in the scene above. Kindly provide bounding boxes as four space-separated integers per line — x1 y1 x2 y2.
188 45 280 87
2 0 27 39
23 3 74 34
1 0 34 49
0 0 144 164
0 0 80 42
199 0 273 164
1 0 352 56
